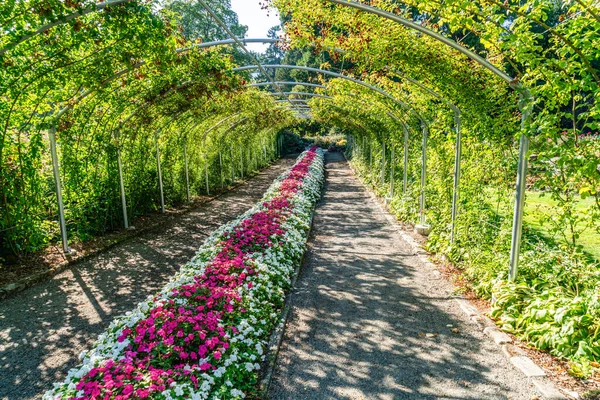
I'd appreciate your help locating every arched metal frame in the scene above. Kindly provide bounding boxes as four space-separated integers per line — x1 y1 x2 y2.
248 78 416 203
235 64 425 123
21 0 534 277
0 0 133 56
249 81 326 89
322 0 533 278
235 63 431 226
272 92 332 99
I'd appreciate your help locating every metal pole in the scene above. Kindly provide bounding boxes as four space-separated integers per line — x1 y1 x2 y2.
115 131 129 229
509 134 529 280
219 151 224 188
48 126 71 253
390 144 395 198
451 111 462 243
278 136 282 156
420 124 428 225
381 140 386 184
403 125 409 195
231 147 236 182
205 155 210 195
263 144 267 164
240 148 244 179
155 130 165 213
361 136 365 159
184 139 191 202
509 90 534 280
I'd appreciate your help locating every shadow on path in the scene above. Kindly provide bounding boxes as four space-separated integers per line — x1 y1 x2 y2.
269 152 536 400
0 158 296 400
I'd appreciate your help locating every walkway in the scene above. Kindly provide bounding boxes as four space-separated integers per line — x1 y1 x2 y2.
0 158 296 400
269 152 537 399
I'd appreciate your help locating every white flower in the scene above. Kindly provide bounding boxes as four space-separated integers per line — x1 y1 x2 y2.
44 150 325 400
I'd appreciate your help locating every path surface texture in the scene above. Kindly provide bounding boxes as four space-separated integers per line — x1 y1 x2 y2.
0 158 296 400
269 152 537 400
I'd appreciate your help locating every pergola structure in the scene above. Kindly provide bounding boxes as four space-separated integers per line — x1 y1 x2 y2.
5 0 591 284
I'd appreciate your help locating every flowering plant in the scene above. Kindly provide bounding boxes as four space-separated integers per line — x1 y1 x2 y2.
45 147 324 400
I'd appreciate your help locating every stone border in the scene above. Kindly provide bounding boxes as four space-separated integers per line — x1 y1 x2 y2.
345 157 572 400
0 166 276 301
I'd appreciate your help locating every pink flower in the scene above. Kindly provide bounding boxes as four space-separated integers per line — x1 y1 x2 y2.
67 149 322 399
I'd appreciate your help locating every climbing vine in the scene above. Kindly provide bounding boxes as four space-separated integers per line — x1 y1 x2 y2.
272 0 600 377
0 0 295 257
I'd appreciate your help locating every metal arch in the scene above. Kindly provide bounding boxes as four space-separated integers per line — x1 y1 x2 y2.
275 100 314 104
324 0 514 87
249 81 327 89
55 60 145 120
255 77 409 127
312 102 384 137
233 64 426 123
192 111 293 180
104 80 195 134
392 71 460 114
178 38 281 52
270 92 332 99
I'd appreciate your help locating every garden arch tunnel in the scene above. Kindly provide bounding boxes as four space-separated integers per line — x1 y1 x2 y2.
193 0 535 278
4 0 595 285
191 0 532 280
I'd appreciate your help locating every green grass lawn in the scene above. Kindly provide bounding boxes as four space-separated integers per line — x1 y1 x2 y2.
523 192 600 260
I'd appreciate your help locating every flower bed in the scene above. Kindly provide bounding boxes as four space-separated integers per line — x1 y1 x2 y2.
45 147 324 400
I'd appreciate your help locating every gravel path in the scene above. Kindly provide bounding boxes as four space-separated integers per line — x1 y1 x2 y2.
0 158 296 400
269 152 539 400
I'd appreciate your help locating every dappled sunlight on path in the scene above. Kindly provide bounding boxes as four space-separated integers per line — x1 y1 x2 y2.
269 152 537 400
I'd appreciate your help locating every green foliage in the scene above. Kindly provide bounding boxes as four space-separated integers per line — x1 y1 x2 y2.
0 0 296 260
273 0 600 378
162 0 247 41
346 131 600 378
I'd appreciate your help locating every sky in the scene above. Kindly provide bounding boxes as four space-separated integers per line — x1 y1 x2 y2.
230 0 281 52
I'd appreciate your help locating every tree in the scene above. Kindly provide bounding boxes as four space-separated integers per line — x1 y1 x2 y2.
162 0 248 41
